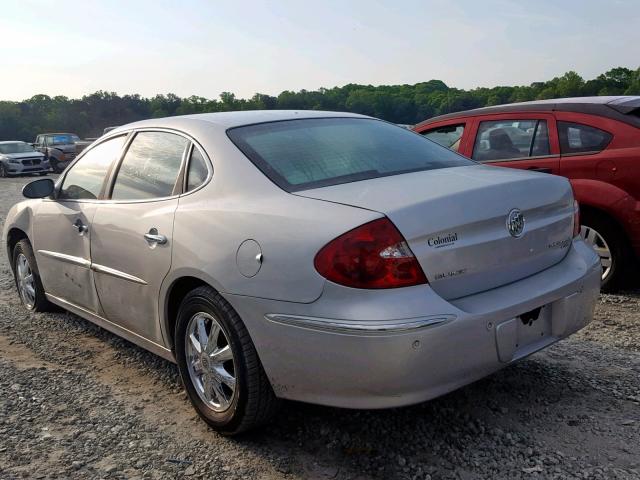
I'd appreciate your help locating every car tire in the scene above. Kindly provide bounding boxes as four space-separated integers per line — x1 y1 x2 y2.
174 285 279 435
12 239 56 312
580 211 633 293
49 158 64 174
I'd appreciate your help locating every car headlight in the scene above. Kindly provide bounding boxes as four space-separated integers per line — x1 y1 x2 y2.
8 158 20 164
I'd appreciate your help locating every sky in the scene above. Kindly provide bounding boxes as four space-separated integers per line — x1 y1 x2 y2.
1 0 639 101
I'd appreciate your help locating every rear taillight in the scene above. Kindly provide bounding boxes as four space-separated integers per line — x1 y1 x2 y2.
573 199 580 238
314 218 428 289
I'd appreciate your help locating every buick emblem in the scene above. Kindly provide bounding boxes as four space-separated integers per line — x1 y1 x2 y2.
506 209 525 238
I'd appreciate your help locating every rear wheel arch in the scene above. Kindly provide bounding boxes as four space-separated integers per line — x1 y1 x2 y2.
578 204 634 291
571 179 636 240
570 179 630 213
578 203 631 247
165 276 210 351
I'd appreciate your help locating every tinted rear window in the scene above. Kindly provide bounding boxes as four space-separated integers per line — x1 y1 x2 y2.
557 121 612 154
227 118 473 192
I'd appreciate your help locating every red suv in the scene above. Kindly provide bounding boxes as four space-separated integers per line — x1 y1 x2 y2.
414 96 640 291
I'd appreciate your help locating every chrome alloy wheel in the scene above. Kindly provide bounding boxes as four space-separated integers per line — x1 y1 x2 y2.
16 253 36 309
580 225 612 281
185 312 236 412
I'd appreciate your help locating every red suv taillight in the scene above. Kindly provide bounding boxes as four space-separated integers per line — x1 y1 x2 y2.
314 218 428 289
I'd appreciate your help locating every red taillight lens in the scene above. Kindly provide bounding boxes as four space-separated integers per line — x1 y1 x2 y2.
314 218 428 289
573 199 580 237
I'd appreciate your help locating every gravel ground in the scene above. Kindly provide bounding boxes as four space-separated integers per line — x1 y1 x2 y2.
0 175 639 480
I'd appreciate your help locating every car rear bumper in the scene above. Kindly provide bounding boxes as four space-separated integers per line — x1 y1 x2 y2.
224 238 601 409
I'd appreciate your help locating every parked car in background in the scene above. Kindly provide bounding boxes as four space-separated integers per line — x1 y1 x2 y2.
34 133 91 173
414 96 640 291
86 128 119 142
4 111 600 434
0 141 49 177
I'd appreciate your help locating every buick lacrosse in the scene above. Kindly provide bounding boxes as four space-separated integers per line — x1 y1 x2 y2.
3 111 601 434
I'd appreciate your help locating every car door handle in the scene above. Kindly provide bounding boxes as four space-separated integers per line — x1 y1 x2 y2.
144 229 167 245
527 166 552 174
72 219 88 234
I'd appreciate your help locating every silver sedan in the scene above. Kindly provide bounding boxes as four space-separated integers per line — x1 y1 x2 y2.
0 141 50 177
2 111 601 434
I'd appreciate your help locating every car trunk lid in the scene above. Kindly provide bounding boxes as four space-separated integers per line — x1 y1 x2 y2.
296 165 575 300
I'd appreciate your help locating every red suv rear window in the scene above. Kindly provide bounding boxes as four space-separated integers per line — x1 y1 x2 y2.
558 122 612 154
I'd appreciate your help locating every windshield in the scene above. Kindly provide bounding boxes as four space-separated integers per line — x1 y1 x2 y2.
51 134 80 145
227 118 473 192
0 142 36 154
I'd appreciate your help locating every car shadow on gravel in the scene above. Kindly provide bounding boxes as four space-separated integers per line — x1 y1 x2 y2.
240 350 638 477
97 316 626 479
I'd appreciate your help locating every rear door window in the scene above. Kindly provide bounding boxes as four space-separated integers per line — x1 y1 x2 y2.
421 124 465 152
472 120 550 161
111 131 189 200
557 122 612 154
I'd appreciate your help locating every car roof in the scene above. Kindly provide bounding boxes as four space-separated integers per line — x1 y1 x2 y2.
416 96 640 129
111 110 370 134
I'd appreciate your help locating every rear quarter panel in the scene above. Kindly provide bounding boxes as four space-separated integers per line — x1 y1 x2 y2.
555 112 640 255
164 127 381 305
555 112 640 200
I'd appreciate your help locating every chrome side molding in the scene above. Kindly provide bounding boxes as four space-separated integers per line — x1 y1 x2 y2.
265 313 456 335
37 250 147 285
37 250 91 268
91 263 148 285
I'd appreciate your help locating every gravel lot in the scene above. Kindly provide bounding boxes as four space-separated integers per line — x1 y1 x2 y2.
0 175 639 480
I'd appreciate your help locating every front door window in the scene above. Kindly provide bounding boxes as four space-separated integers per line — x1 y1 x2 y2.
59 135 126 200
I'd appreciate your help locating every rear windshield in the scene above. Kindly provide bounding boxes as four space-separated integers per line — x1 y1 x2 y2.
227 118 473 192
0 142 35 154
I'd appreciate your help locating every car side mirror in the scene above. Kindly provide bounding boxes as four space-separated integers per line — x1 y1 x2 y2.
22 178 55 199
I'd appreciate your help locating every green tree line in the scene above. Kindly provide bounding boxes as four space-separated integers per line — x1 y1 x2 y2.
1 67 638 141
